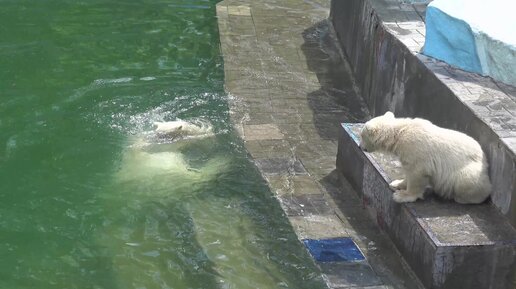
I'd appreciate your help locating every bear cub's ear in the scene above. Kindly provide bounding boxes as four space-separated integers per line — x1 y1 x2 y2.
384 111 394 118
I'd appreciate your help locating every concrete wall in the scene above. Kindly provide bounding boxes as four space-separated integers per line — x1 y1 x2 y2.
330 0 516 226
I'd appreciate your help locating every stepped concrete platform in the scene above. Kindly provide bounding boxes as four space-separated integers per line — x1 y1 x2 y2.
337 123 516 289
330 0 516 228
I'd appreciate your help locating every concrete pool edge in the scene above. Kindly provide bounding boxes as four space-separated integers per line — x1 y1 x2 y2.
216 0 425 288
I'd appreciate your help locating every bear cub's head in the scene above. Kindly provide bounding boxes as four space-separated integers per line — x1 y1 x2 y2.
359 111 395 152
153 120 188 139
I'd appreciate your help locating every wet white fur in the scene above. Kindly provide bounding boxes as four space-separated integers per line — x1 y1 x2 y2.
359 111 491 204
153 120 213 139
114 120 225 196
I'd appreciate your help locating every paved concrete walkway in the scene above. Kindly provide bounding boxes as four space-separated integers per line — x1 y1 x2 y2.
216 1 424 288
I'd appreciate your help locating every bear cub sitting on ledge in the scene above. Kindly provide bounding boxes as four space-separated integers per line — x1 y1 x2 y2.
359 111 491 204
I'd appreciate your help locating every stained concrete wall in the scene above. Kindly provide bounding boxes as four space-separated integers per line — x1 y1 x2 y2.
330 0 516 227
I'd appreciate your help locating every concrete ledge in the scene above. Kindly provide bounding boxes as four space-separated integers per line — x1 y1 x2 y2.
337 123 516 289
330 0 516 226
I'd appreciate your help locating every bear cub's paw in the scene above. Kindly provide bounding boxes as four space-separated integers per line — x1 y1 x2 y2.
389 179 406 190
392 190 420 203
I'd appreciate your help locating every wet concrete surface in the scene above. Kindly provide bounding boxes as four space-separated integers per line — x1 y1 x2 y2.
216 0 425 288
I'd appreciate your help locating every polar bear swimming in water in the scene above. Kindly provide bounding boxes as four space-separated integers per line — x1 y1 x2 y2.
114 119 227 197
99 119 299 288
359 111 491 204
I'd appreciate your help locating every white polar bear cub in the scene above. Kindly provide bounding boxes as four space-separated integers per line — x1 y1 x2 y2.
359 111 491 204
154 119 213 140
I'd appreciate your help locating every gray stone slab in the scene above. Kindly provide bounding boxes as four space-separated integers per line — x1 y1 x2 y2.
319 262 383 288
278 194 333 216
337 123 516 289
322 171 426 289
244 139 292 159
227 5 251 16
266 175 323 195
254 157 307 175
299 156 338 176
289 214 349 239
408 201 516 246
243 124 284 141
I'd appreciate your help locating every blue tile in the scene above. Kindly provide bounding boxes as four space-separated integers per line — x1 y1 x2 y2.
303 237 365 262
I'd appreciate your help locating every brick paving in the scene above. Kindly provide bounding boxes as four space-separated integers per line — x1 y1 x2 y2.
216 0 424 288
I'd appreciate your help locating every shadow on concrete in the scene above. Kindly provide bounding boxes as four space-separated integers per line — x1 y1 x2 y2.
300 20 369 141
321 167 516 289
318 170 426 289
297 19 428 289
299 19 516 247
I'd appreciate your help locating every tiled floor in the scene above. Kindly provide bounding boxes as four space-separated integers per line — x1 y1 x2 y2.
216 0 425 288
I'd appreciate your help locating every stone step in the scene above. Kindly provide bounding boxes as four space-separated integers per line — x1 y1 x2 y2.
336 123 516 289
330 0 516 228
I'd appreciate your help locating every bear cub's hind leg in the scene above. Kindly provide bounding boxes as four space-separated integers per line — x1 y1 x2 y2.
393 190 420 203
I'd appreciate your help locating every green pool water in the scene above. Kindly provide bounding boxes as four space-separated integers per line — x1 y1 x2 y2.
0 1 327 288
